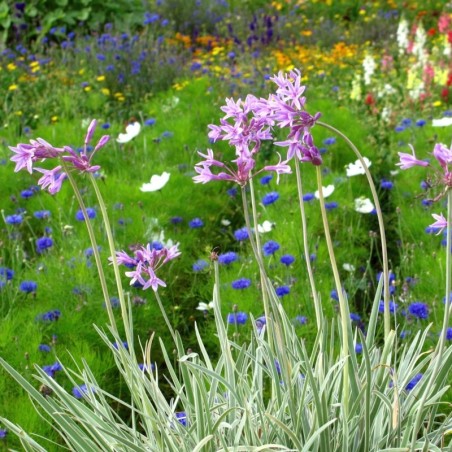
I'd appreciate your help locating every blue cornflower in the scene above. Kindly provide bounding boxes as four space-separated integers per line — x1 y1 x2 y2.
227 311 248 324
0 267 14 281
443 293 452 304
406 373 422 391
227 187 238 197
144 118 156 126
293 315 307 325
0 429 6 439
75 208 96 221
37 309 61 322
231 278 251 290
103 297 119 309
420 180 429 190
260 174 273 185
151 241 164 250
325 202 338 210
400 330 410 339
262 240 280 256
275 286 290 297
36 236 53 253
170 216 183 224
161 131 173 138
73 384 88 399
408 302 429 319
303 193 315 202
421 199 433 207
323 137 336 145
85 245 101 257
378 300 398 314
380 179 394 190
42 361 63 378
416 119 426 127
355 343 363 354
445 328 452 340
33 210 50 219
5 214 23 225
189 218 203 229
218 251 238 265
138 362 155 372
38 344 51 352
395 125 405 132
280 254 295 266
350 313 361 322
101 122 111 129
113 341 129 350
19 281 37 293
401 118 412 127
234 227 249 241
175 412 187 427
330 289 339 301
192 259 208 272
262 192 279 206
20 189 34 199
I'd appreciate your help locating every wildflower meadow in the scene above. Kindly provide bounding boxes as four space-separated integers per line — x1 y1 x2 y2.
0 1 451 450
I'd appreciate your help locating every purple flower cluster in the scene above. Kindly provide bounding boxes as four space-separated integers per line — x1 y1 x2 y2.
227 311 248 324
9 120 109 195
408 302 429 319
113 243 181 291
193 69 321 187
231 278 251 290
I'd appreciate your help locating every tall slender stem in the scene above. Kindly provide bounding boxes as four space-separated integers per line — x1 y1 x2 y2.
63 166 117 333
294 162 322 330
154 290 177 344
316 166 349 416
317 120 391 339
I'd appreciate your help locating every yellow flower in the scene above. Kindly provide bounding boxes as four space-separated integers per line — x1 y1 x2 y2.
14 110 23 116
51 116 58 123
31 66 40 73
30 61 40 69
84 86 92 92
211 46 224 56
7 63 17 71
433 100 442 107
96 75 106 82
101 88 110 96
8 84 18 91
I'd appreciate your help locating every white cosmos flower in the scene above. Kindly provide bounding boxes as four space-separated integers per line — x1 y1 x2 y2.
196 301 214 311
354 197 375 214
117 121 141 143
140 172 170 192
345 157 372 177
149 230 177 249
343 263 355 272
257 220 275 233
432 117 452 127
314 184 335 199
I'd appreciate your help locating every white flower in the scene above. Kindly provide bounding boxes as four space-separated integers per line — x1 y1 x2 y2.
432 117 452 127
362 54 376 86
149 230 178 249
140 172 170 192
116 121 141 143
345 157 372 177
196 301 214 311
221 219 231 226
396 17 409 53
354 197 375 214
343 263 355 272
257 220 275 233
314 184 335 199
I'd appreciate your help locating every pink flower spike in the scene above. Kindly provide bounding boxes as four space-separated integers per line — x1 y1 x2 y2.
35 166 67 194
430 213 448 235
396 144 429 170
9 143 35 173
432 143 452 170
94 135 110 152
85 120 97 146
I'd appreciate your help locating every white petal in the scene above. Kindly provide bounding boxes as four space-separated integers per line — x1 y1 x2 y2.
314 184 335 199
343 263 355 272
345 157 372 177
432 117 452 127
257 220 275 233
116 121 141 143
354 197 375 213
140 172 170 192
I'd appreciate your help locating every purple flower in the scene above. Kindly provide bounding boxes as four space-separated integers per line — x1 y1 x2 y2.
355 343 363 354
406 373 422 391
33 210 51 219
192 259 208 272
20 189 34 198
234 227 249 241
1 267 15 280
231 278 251 289
378 300 398 314
113 341 129 350
189 218 203 228
275 285 290 297
145 118 156 126
280 254 295 266
170 216 183 224
0 429 6 439
175 412 187 427
323 137 336 145
429 213 447 234
19 280 37 293
218 251 238 265
42 361 63 378
350 313 361 322
36 236 53 253
262 191 280 205
380 179 394 190
325 201 338 210
72 384 95 399
408 302 429 319
396 144 429 170
75 208 96 221
303 193 315 201
5 214 23 225
35 166 67 194
37 309 61 322
227 311 248 324
38 344 51 352
138 362 155 372
113 243 181 292
293 315 307 325
260 174 273 185
262 240 280 256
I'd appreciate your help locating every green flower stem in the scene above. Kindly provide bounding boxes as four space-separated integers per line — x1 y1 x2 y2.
154 290 177 344
88 173 134 350
294 161 322 330
411 188 452 449
317 120 391 339
62 166 117 333
316 166 349 416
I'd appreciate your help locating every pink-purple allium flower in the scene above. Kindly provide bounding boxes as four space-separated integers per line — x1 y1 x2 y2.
396 144 429 170
113 243 181 292
429 213 447 234
9 119 110 195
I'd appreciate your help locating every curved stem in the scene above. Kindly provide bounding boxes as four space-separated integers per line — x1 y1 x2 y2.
88 174 133 350
154 290 177 344
316 166 349 416
63 166 117 333
317 120 391 339
294 161 322 330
